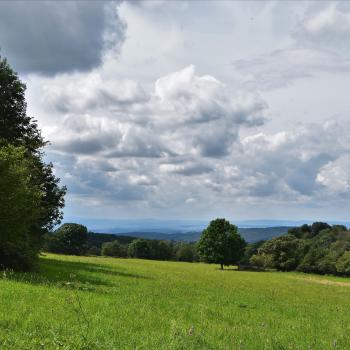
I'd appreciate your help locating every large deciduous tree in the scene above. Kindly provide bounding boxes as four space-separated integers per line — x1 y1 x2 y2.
197 218 246 270
0 56 66 270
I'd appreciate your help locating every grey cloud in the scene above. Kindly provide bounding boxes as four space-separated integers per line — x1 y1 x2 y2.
233 48 350 90
44 75 148 114
193 123 238 157
160 162 213 176
0 1 125 75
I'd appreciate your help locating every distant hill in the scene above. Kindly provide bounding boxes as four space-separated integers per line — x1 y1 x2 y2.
89 226 291 244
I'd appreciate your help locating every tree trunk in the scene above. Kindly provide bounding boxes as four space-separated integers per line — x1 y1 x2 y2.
220 263 223 270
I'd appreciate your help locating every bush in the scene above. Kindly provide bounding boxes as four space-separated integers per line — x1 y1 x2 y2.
102 241 127 258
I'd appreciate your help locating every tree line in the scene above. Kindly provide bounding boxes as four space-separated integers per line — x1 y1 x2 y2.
245 222 350 276
0 55 65 270
44 219 247 267
44 223 199 262
45 220 350 277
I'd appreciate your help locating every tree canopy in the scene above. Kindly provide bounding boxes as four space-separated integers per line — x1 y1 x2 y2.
197 218 246 269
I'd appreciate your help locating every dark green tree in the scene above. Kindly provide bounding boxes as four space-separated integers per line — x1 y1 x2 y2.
0 55 66 269
197 218 246 270
0 57 43 151
46 223 88 256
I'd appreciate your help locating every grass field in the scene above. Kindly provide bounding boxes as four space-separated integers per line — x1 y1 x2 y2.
1 254 350 350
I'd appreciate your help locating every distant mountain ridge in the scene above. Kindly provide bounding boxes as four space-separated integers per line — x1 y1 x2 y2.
91 226 292 243
64 217 350 233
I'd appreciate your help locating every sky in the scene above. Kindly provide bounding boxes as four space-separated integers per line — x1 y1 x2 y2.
1 0 350 222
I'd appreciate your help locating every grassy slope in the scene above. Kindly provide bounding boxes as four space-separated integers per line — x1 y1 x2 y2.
1 254 350 350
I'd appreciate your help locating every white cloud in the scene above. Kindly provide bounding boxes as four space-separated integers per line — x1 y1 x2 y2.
297 3 350 53
317 155 350 194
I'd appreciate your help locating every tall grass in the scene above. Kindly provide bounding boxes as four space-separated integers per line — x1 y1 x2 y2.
1 254 350 349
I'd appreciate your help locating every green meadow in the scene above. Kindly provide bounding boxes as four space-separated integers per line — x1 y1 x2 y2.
1 254 350 350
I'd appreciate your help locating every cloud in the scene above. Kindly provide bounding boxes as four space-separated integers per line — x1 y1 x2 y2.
316 155 350 194
153 65 266 127
233 48 350 89
295 2 350 54
221 120 350 201
0 1 126 75
160 162 213 176
43 72 147 113
37 68 349 209
34 65 268 161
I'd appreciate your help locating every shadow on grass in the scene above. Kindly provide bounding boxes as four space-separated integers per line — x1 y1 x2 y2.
1 256 152 292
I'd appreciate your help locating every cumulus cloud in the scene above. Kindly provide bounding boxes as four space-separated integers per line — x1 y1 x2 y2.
0 1 126 75
153 65 266 127
221 120 350 201
35 65 268 161
317 155 350 194
43 72 147 113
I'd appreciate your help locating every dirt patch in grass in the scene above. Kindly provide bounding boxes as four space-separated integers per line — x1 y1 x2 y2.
293 276 350 287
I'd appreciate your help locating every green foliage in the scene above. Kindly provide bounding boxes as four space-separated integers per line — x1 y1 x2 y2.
127 239 173 260
0 57 44 151
239 240 265 266
336 251 350 275
252 222 350 276
45 223 88 256
0 145 43 270
86 246 101 256
0 55 66 270
197 218 246 269
102 240 127 258
251 235 305 271
175 242 198 262
128 239 153 259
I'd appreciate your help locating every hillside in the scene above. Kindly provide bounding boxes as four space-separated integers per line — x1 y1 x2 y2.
1 254 350 349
